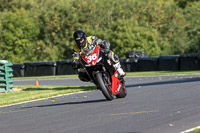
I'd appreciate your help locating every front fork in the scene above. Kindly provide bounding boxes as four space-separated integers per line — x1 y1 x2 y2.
92 70 111 90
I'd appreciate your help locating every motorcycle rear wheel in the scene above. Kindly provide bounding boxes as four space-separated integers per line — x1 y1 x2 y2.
96 72 113 101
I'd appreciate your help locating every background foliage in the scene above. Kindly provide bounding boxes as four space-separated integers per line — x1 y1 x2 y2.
0 0 199 63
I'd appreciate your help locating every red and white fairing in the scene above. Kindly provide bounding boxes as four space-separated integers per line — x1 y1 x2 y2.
81 46 100 65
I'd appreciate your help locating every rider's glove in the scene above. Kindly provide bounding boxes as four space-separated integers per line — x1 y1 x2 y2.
72 59 82 69
102 40 110 54
104 48 110 54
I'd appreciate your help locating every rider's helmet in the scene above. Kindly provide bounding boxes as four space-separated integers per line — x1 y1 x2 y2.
73 29 87 49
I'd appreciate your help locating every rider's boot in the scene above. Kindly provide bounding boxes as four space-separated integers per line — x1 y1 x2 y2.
107 50 126 77
113 62 126 77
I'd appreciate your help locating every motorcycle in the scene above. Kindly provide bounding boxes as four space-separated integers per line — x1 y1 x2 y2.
79 45 127 101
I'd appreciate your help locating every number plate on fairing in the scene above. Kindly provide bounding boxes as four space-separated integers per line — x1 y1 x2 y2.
81 46 100 65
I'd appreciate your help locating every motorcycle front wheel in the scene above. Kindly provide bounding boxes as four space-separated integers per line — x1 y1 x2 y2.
96 72 113 101
116 84 127 98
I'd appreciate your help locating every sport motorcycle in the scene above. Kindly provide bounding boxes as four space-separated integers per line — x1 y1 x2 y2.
78 45 127 101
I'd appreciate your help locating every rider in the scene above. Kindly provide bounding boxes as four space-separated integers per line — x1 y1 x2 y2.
72 29 126 81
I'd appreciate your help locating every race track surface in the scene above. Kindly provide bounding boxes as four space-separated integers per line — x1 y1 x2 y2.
1 74 200 133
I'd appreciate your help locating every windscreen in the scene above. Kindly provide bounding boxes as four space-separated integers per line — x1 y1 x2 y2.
81 43 96 55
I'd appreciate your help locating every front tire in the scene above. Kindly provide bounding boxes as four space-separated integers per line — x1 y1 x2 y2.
96 72 113 101
116 84 127 98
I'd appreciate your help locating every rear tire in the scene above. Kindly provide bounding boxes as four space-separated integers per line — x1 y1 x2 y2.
116 84 127 98
96 72 113 101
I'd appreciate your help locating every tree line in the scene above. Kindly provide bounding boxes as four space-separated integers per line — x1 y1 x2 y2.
0 0 199 63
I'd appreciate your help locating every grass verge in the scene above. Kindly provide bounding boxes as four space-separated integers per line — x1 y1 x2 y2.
0 85 95 107
13 75 78 80
187 128 200 133
126 71 200 77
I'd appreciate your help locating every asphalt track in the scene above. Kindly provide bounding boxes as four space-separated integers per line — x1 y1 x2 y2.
1 74 200 133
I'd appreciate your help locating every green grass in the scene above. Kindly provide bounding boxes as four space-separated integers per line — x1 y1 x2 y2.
13 75 78 80
187 128 200 133
126 71 200 76
0 85 95 106
13 71 200 80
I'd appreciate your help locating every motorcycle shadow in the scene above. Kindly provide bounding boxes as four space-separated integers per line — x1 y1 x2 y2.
22 99 107 109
